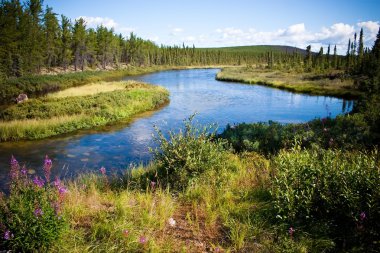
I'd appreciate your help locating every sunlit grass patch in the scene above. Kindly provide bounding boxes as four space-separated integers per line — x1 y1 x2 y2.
216 66 361 98
0 81 169 141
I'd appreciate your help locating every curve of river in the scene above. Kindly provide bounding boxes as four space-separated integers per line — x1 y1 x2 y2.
0 69 353 190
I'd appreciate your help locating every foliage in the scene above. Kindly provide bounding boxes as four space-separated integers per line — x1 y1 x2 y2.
271 146 380 251
0 156 67 251
219 113 374 156
152 115 229 190
0 81 169 141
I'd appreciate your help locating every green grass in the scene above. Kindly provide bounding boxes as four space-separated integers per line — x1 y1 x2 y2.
1 118 379 252
216 66 362 98
0 81 169 141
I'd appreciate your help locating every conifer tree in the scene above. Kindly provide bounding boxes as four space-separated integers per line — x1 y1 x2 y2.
72 18 87 71
59 15 72 70
43 6 60 69
358 28 364 63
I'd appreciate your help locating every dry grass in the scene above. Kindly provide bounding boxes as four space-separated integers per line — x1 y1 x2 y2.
47 82 125 98
47 80 155 98
216 67 361 98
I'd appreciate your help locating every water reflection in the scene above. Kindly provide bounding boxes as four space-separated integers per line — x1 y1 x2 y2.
0 69 354 190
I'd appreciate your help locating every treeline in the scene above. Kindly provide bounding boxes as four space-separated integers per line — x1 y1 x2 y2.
1 0 379 89
0 0 280 78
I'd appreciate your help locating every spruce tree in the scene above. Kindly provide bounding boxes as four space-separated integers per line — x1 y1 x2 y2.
72 18 87 71
59 15 72 70
43 6 60 69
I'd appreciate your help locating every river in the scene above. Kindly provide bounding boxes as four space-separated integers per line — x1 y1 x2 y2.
0 69 353 190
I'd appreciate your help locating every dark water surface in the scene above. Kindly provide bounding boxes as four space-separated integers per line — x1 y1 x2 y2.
0 69 353 189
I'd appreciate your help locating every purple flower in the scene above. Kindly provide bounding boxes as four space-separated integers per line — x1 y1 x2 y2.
21 165 27 175
150 181 156 189
34 208 43 218
53 177 61 187
139 235 147 244
321 118 327 125
360 211 366 221
3 230 13 240
43 155 52 182
54 177 67 196
10 155 18 168
123 229 129 237
10 155 20 180
289 227 295 237
58 185 68 195
33 176 45 188
100 166 106 175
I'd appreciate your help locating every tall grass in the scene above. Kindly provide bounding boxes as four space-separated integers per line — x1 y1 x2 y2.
47 81 128 98
0 65 170 105
1 118 378 252
0 82 169 141
216 66 361 98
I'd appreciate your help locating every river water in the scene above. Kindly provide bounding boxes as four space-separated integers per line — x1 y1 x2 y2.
0 69 353 189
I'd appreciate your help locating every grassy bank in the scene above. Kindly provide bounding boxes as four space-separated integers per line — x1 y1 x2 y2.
0 65 229 106
1 118 378 252
0 66 173 105
216 66 362 98
0 81 169 141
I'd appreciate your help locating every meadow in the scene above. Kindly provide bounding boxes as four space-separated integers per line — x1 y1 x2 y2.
0 80 169 141
216 66 362 98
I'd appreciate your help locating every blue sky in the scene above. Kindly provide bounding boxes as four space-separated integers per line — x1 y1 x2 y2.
44 0 380 53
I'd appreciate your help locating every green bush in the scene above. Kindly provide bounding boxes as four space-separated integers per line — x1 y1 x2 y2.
219 114 374 155
0 156 67 251
152 115 229 190
271 146 380 251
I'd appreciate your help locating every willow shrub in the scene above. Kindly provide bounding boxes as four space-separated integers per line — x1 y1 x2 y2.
152 115 229 191
271 146 380 250
0 156 67 251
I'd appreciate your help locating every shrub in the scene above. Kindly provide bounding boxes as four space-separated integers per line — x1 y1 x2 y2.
271 146 380 251
219 113 374 155
152 115 228 190
0 156 67 251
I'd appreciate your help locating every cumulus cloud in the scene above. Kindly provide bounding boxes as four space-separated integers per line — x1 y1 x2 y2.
78 16 118 29
209 21 379 54
285 23 306 35
77 16 136 36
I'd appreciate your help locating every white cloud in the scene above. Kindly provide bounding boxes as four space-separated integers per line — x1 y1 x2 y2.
77 16 136 37
78 16 118 29
357 21 380 45
358 21 379 34
205 21 378 54
285 23 306 35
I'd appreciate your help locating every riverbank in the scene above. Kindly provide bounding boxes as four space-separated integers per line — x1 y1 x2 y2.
1 117 378 252
0 81 169 142
216 66 362 98
0 65 229 106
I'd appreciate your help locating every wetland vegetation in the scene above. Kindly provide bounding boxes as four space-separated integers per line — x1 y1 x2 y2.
0 0 379 252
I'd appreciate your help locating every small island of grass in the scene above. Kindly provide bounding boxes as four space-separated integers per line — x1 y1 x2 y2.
0 80 169 142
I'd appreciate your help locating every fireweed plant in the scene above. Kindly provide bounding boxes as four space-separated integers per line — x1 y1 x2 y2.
0 155 67 251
